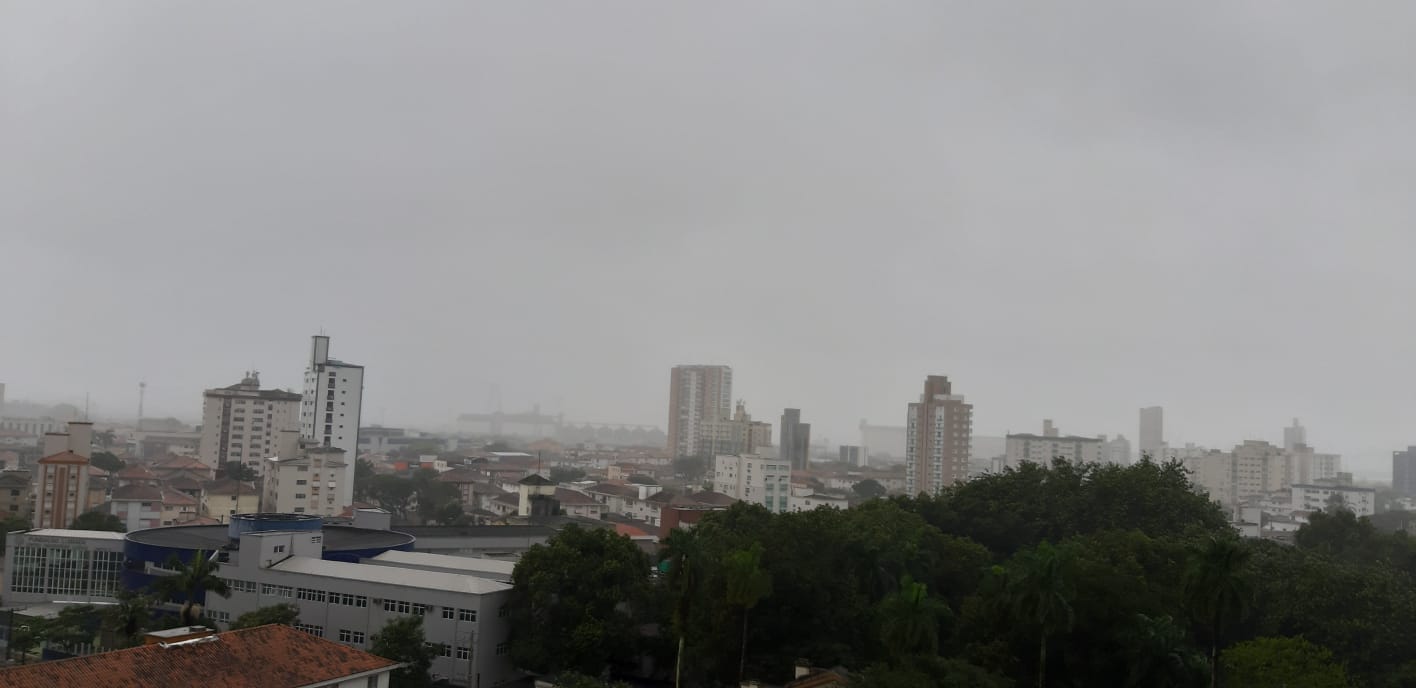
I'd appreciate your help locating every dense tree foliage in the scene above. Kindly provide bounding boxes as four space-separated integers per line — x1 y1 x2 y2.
230 603 301 629
852 478 887 500
150 550 231 626
90 450 125 474
549 466 587 483
509 459 1416 687
507 525 652 676
71 510 126 532
369 615 435 688
1 515 31 547
223 461 258 482
1220 636 1350 688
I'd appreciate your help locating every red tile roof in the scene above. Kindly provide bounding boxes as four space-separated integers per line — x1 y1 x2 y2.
554 487 600 506
39 451 89 465
0 624 399 688
117 464 158 479
161 488 199 507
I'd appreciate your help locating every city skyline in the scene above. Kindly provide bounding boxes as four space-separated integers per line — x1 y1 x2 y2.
8 3 1416 478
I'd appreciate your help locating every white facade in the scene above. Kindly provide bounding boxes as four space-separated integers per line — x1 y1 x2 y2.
264 444 348 517
789 492 849 512
1003 421 1103 467
668 365 732 458
300 335 364 507
1293 483 1376 517
198 372 302 472
206 530 518 688
2 529 127 606
713 454 789 513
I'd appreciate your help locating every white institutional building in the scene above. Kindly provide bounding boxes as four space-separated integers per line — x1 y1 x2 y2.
300 335 364 507
1003 420 1104 468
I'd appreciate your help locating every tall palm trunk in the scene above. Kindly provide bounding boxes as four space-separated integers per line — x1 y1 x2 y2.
738 609 750 682
1038 635 1047 688
1209 616 1219 688
675 635 684 688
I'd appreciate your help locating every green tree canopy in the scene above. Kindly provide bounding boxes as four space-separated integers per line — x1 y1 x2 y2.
223 461 258 482
230 603 301 629
853 479 887 500
508 525 652 677
1221 636 1350 688
369 615 435 688
149 550 231 626
549 466 587 483
71 511 125 532
90 450 125 474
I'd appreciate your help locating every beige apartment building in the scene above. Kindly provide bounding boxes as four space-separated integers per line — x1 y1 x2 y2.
667 365 733 458
905 376 973 495
199 372 302 472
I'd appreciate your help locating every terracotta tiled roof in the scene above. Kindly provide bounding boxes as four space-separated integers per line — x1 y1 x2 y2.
161 488 199 507
0 624 399 688
111 484 164 501
39 451 89 465
436 467 481 483
553 488 600 506
203 479 257 496
154 455 209 470
587 482 639 499
165 476 203 491
117 464 158 479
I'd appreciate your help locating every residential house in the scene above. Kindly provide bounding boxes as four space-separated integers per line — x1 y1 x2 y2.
0 624 399 688
110 484 163 530
0 469 33 519
202 479 259 523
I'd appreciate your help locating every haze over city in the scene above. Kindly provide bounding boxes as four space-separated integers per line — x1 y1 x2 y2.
7 2 1416 477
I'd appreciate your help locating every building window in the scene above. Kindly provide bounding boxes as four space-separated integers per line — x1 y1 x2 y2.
442 607 455 620
208 610 231 623
495 642 509 656
226 579 258 594
338 629 365 645
385 599 411 614
261 584 293 597
458 608 476 622
297 588 326 602
456 645 472 660
273 545 285 553
411 603 427 617
333 593 368 607
294 623 323 637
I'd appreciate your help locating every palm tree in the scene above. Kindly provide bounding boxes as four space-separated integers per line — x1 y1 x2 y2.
150 550 231 626
723 543 772 683
1183 536 1253 688
662 528 700 688
102 590 154 648
1004 541 1075 688
878 574 949 661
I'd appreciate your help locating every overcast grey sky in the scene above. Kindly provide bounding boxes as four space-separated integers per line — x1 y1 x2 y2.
4 2 1416 477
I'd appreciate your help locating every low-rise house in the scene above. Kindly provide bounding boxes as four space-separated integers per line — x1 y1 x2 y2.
110 484 165 530
201 479 259 523
0 624 400 688
0 468 33 519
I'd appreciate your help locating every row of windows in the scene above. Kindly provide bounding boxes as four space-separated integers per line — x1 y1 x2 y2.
262 584 294 598
338 629 366 645
295 623 323 636
441 607 477 622
383 599 428 616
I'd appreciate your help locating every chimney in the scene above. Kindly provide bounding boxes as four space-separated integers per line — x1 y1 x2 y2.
143 626 216 645
67 421 94 459
43 432 70 457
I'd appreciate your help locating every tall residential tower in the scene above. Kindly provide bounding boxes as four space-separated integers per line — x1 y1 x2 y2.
1139 406 1164 460
667 365 732 458
905 376 973 495
299 335 364 507
779 408 811 470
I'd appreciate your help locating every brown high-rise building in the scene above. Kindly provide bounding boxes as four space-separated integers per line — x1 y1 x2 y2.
905 376 973 495
667 365 733 457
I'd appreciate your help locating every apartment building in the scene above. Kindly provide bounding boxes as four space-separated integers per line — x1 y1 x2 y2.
695 401 772 457
713 454 790 513
197 372 301 472
905 376 973 495
1003 420 1103 468
1293 483 1376 517
300 335 365 507
667 365 732 458
779 408 811 470
35 422 94 529
0 469 32 519
1139 406 1164 460
206 529 518 687
264 438 348 517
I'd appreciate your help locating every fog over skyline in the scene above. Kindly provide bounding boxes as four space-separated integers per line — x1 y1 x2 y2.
5 3 1416 478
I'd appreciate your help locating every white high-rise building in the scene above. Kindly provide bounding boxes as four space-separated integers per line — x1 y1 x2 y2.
713 454 790 513
198 372 302 472
299 335 364 507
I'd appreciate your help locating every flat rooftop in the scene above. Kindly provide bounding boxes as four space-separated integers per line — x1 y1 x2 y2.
367 550 516 576
126 524 414 552
18 528 128 541
393 524 554 539
272 556 513 595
